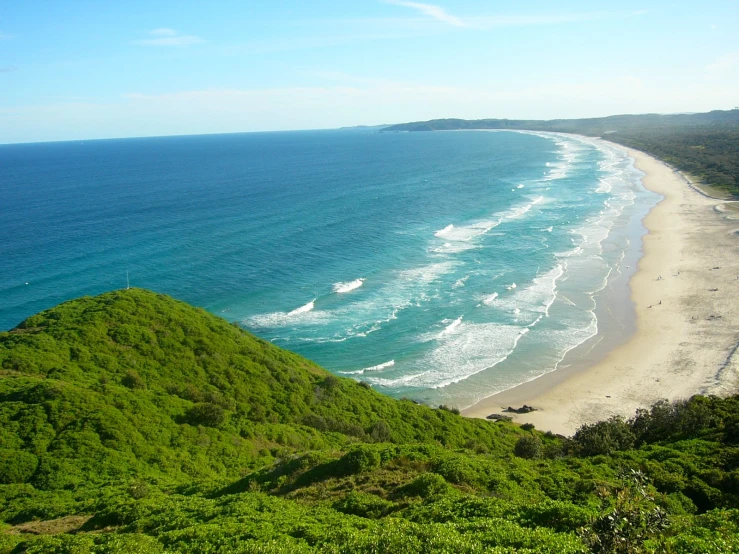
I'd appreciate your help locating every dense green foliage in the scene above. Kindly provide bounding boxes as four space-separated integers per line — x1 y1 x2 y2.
1 289 738 552
383 109 739 195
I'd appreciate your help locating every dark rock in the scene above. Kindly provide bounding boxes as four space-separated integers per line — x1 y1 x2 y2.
486 414 513 422
503 404 538 414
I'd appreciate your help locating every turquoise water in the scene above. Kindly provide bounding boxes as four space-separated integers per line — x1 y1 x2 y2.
0 129 657 407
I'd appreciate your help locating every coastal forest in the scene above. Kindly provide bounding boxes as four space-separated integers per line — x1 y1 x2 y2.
383 109 739 196
1 289 739 553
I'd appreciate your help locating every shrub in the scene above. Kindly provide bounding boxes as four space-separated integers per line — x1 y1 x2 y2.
630 397 717 445
515 435 542 459
321 375 341 391
187 402 226 427
724 415 739 443
433 457 479 485
338 446 381 475
579 470 669 554
121 370 146 390
368 420 392 443
0 449 39 484
573 416 635 456
334 491 393 518
405 473 450 498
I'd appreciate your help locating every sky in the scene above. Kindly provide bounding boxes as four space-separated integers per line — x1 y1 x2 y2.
1 0 738 143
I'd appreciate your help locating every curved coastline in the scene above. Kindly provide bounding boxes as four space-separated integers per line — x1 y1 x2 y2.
463 143 739 435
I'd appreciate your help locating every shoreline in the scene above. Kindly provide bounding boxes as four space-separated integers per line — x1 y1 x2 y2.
463 143 739 435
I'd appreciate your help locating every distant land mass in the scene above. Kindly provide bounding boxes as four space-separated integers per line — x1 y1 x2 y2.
1 289 739 552
383 109 739 196
338 124 391 130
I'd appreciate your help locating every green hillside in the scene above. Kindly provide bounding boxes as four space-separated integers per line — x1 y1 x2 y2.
1 289 738 553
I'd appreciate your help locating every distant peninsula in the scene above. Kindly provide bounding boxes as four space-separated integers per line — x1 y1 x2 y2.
383 109 739 197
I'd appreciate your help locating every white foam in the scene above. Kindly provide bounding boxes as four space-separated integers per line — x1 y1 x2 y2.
288 300 315 315
498 196 545 223
430 241 479 254
517 184 525 189
341 359 395 375
398 261 457 283
433 220 500 242
333 278 365 293
427 196 545 260
453 275 469 288
596 177 613 193
368 323 529 389
434 224 454 237
495 264 564 321
245 299 332 328
440 316 463 337
254 260 456 338
365 359 395 372
506 283 517 290
482 292 498 305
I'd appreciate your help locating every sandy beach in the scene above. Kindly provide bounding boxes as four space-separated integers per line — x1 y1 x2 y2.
463 144 739 435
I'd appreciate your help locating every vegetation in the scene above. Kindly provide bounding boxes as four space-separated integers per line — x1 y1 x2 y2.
1 289 739 552
383 109 739 195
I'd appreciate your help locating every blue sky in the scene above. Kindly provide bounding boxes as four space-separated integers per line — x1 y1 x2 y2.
1 0 738 143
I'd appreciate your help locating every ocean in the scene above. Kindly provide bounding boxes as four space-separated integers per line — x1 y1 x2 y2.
0 129 659 408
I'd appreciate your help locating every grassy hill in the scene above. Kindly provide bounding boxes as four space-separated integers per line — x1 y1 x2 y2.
382 109 739 196
1 289 739 553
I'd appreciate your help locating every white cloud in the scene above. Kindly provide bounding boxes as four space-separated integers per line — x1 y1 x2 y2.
132 28 204 47
706 52 739 73
467 13 596 27
149 28 178 37
380 3 649 29
466 9 649 29
384 1 465 27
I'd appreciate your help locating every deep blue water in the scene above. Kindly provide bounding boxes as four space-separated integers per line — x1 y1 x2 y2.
0 129 657 407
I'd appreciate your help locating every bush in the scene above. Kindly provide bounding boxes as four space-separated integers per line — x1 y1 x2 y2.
121 370 146 390
338 446 381 475
186 402 226 427
630 397 718 445
573 417 635 456
0 449 39 484
368 420 392 443
514 435 542 459
404 473 450 498
724 415 739 443
579 470 669 554
334 491 393 518
433 457 480 485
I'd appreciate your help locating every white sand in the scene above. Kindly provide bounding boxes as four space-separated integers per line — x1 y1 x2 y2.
463 145 739 435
